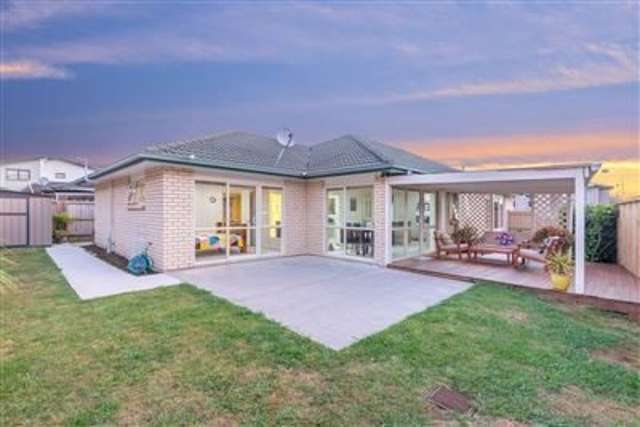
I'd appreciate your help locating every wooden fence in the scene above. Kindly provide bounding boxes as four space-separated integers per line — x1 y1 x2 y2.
617 199 639 278
56 201 94 238
507 210 533 234
0 191 54 247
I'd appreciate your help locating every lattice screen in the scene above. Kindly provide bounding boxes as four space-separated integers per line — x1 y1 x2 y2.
457 193 492 232
532 194 571 230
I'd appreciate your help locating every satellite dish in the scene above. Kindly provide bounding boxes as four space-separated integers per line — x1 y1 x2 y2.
276 128 294 147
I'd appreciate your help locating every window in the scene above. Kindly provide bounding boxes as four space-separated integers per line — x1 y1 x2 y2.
127 176 145 209
326 186 374 258
5 168 30 181
54 172 67 180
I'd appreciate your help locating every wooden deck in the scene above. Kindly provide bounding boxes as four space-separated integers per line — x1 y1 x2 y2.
391 255 640 305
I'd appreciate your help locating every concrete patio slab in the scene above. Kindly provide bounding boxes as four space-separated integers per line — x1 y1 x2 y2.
174 256 472 350
47 244 181 300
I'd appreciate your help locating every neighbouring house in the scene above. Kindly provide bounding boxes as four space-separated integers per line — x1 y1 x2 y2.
0 157 94 193
90 131 598 294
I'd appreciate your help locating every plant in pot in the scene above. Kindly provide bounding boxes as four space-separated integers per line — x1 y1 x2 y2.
546 252 574 292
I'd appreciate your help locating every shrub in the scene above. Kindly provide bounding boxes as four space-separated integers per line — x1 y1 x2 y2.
586 204 617 263
53 212 71 231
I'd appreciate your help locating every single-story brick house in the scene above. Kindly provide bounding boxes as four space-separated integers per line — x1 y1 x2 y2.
91 131 453 270
91 130 595 294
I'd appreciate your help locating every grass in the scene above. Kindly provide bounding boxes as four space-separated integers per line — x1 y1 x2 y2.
1 249 638 426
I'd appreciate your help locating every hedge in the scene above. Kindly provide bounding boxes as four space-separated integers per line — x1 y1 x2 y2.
585 204 617 263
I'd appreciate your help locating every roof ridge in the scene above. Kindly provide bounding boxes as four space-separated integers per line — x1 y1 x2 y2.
348 135 391 166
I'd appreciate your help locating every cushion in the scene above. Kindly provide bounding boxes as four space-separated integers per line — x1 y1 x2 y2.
436 231 455 246
519 248 545 261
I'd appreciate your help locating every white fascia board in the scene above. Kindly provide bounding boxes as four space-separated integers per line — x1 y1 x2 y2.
387 168 583 186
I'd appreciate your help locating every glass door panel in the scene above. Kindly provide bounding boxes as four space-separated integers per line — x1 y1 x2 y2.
195 182 227 259
261 188 283 254
228 185 256 256
421 192 437 253
345 187 374 257
406 191 421 256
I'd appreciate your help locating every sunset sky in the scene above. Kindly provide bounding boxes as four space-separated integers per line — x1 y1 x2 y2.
1 2 638 197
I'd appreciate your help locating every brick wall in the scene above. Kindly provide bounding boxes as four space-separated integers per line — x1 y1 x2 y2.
93 167 195 271
283 180 307 255
305 181 325 255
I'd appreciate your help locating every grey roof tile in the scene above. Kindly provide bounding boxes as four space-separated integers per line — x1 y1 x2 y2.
92 131 455 179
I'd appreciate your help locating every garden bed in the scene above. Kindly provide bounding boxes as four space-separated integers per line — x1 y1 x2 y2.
83 244 157 275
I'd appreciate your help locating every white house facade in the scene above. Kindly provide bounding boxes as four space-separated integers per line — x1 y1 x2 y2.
0 157 93 192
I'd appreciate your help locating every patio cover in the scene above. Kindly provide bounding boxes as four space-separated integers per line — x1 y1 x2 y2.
385 164 601 294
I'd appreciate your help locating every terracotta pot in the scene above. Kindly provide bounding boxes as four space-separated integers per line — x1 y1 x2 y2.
550 273 571 292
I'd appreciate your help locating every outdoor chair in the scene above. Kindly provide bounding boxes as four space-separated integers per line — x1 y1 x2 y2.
434 231 469 260
515 236 561 269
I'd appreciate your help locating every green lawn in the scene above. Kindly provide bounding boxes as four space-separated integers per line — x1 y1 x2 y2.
1 249 638 426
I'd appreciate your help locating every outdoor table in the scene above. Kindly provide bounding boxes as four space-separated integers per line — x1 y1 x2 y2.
468 243 519 266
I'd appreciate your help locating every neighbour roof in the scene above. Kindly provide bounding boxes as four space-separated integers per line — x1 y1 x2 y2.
91 131 454 179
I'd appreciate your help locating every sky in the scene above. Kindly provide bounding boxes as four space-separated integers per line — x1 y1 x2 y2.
1 1 638 196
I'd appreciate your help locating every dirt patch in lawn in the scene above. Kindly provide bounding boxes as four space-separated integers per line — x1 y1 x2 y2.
548 386 640 426
591 345 640 371
499 309 529 324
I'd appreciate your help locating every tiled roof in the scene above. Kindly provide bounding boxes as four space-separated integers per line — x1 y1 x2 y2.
91 131 455 179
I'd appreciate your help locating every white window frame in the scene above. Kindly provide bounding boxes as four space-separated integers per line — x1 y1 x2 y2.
194 179 284 263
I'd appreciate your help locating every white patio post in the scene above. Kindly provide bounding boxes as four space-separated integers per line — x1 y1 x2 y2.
437 191 448 231
384 183 392 265
256 186 263 256
574 170 586 294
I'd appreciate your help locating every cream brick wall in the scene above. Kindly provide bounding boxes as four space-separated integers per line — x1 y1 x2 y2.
305 181 325 256
283 180 308 255
93 167 195 271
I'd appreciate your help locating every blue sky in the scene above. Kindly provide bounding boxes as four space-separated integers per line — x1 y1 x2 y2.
1 1 638 167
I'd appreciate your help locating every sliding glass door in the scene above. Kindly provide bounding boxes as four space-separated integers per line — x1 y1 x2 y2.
195 182 281 261
326 186 374 258
392 189 437 260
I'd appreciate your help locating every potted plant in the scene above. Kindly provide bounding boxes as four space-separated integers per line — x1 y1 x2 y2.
546 252 574 292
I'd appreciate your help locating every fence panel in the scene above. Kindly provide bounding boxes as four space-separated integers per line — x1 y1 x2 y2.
29 198 54 246
0 193 52 247
508 211 533 234
617 199 639 278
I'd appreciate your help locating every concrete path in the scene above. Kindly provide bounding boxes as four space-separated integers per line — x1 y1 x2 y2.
174 256 472 350
46 244 181 300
